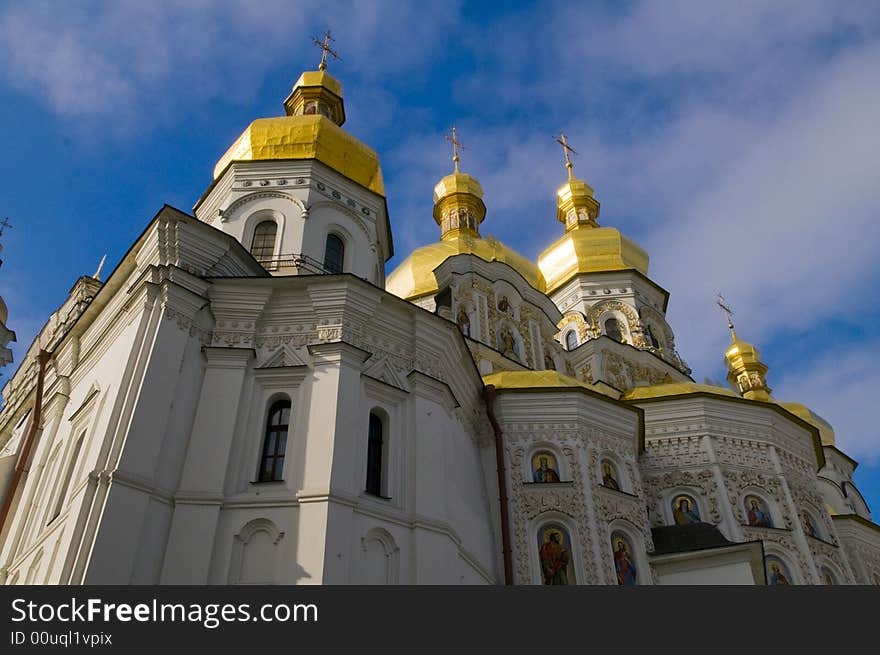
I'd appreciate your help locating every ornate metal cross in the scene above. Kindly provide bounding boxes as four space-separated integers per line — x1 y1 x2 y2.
555 132 578 179
445 125 465 172
0 217 11 237
717 293 735 331
312 30 340 71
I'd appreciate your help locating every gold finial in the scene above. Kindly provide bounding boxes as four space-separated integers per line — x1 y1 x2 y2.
93 254 107 281
312 30 340 71
0 217 12 237
555 132 577 180
445 125 464 173
717 293 736 337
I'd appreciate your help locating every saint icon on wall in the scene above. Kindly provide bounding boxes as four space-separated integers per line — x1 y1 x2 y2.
497 295 511 314
765 556 792 585
532 453 561 483
601 461 620 491
456 307 470 337
744 495 773 528
672 495 701 525
611 532 637 586
821 567 836 585
497 324 520 361
537 524 574 585
803 512 819 539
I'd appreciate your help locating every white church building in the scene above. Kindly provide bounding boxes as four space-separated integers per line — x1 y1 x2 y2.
0 61 878 586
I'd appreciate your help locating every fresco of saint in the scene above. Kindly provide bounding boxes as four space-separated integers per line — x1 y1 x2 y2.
745 496 773 528
532 453 561 483
672 495 701 525
601 461 620 491
538 525 574 585
611 532 637 586
766 557 791 585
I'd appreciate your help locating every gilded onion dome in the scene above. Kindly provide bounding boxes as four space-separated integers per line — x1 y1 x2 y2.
537 135 648 295
386 128 544 300
213 69 384 196
723 328 771 402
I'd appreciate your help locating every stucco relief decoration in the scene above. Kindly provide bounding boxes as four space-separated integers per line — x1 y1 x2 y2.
507 440 598 584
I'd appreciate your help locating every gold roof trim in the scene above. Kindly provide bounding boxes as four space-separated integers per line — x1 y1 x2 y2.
213 114 384 196
538 226 650 294
622 382 739 401
482 370 593 391
778 402 835 446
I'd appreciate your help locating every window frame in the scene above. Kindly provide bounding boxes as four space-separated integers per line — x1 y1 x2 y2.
257 399 291 483
323 233 346 274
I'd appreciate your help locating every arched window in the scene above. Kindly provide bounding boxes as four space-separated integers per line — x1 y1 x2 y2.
258 399 290 482
565 331 578 351
49 431 86 523
366 412 384 496
250 221 277 265
323 234 345 274
604 318 624 342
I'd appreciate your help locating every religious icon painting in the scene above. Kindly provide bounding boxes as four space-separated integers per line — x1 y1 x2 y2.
610 531 637 586
537 524 575 585
744 495 773 528
765 556 793 585
532 452 561 483
671 494 701 525
600 460 621 491
820 566 837 585
802 512 820 539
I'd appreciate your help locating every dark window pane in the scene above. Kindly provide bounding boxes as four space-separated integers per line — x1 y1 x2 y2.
323 234 345 274
258 399 291 482
250 221 278 264
366 412 383 495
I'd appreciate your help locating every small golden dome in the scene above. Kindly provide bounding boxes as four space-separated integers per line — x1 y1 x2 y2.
433 171 484 202
386 232 545 300
724 334 761 367
212 69 384 196
556 177 600 229
537 226 650 294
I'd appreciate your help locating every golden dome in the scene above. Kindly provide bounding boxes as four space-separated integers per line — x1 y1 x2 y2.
724 334 762 367
537 226 650 294
778 402 835 446
386 232 545 300
434 171 484 202
212 69 384 197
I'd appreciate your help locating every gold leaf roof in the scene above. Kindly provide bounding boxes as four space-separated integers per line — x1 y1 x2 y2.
213 114 385 196
537 226 649 295
386 233 545 300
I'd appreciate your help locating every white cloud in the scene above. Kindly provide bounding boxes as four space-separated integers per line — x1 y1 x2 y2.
774 340 880 464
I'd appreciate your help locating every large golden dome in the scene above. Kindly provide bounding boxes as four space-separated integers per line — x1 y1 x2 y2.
538 226 649 294
212 70 384 197
386 232 545 300
778 402 835 446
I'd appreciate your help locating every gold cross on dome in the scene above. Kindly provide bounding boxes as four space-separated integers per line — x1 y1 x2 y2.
555 132 578 179
312 30 340 71
445 125 465 172
0 217 11 237
717 293 735 331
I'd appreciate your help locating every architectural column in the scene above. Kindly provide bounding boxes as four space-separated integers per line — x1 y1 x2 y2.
160 346 254 584
769 445 820 583
703 435 744 541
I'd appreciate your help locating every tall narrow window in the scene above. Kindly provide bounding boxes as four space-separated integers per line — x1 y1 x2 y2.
49 432 86 523
604 318 624 342
565 330 578 351
258 400 290 482
366 412 384 496
250 221 277 265
323 234 345 274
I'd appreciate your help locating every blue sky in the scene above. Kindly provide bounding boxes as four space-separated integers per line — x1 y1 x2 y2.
1 0 879 510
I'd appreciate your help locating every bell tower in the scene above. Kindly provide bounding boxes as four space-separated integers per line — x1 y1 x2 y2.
193 34 392 286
